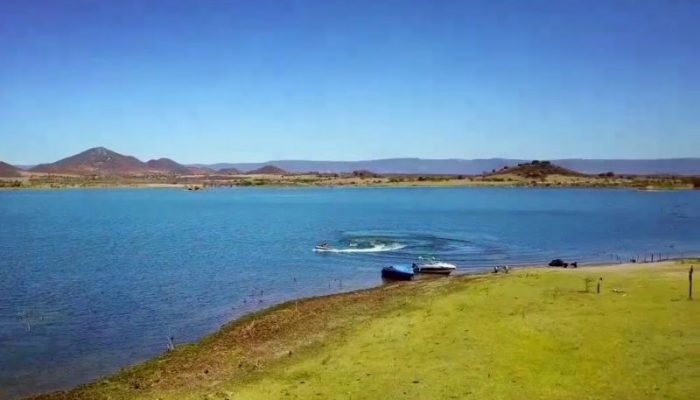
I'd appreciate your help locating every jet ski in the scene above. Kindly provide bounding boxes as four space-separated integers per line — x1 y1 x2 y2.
313 242 331 252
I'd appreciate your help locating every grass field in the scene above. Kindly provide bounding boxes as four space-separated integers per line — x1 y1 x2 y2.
32 261 699 400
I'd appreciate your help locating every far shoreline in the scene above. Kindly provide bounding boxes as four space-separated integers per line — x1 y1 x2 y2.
1 178 697 192
3 159 699 191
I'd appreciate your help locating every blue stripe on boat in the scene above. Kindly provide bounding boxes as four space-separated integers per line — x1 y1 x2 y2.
381 264 414 280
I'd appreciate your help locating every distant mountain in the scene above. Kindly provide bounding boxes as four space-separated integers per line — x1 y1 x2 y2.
31 147 148 175
30 147 200 176
197 158 700 176
218 167 242 175
18 147 700 176
0 161 22 177
185 166 216 175
146 158 192 175
200 159 520 175
246 165 287 175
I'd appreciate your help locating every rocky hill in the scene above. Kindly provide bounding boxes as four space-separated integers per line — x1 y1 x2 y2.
185 166 216 175
218 167 242 175
29 147 204 176
246 165 287 175
0 161 22 177
489 160 584 178
146 158 192 175
31 147 148 175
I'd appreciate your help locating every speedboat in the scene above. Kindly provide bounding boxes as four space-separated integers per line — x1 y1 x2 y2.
381 264 415 280
314 242 330 252
412 257 457 275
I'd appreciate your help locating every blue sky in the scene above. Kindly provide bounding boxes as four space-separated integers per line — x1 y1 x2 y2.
1 0 698 164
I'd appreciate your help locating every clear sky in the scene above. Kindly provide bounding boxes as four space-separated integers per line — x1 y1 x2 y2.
1 0 698 164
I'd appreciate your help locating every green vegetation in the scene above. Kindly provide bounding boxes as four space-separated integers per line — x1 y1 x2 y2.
687 176 700 188
416 175 452 182
34 261 699 400
0 179 23 188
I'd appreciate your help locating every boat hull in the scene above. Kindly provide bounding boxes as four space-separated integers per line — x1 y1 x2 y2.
381 266 414 281
414 266 454 275
413 261 457 275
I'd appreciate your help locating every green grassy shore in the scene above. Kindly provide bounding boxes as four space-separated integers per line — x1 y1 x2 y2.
31 260 699 400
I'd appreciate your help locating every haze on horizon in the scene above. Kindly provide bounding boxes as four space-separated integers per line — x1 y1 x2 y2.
1 0 699 165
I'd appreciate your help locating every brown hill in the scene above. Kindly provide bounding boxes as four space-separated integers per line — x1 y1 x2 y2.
218 167 242 175
185 166 216 175
146 158 192 175
246 165 287 175
0 161 22 177
31 147 148 175
489 160 584 178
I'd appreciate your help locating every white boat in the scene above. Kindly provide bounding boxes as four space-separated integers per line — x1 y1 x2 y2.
412 257 457 275
313 242 331 252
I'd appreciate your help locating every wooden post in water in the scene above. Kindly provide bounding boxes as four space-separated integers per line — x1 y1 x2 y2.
690 266 694 300
597 277 603 294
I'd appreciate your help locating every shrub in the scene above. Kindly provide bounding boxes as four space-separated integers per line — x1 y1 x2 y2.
0 180 22 188
352 170 379 178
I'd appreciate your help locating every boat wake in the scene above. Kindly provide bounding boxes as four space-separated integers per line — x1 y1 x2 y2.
314 243 406 253
313 230 495 263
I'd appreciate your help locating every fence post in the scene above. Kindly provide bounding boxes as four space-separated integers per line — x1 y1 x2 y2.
690 266 694 300
597 277 603 294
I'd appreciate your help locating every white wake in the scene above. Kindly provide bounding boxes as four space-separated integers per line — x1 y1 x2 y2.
313 243 406 253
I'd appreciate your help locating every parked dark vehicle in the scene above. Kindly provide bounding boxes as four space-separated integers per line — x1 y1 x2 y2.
548 259 569 267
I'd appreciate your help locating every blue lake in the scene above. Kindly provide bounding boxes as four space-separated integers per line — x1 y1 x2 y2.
1 187 699 398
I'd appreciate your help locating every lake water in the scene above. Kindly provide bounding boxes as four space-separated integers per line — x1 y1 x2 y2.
1 187 699 398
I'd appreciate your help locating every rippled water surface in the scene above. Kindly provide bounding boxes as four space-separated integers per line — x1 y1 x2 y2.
1 187 699 398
